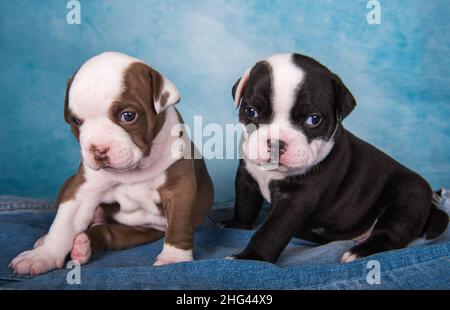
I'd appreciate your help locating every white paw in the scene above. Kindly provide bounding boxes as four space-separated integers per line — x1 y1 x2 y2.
341 251 360 263
33 234 47 248
153 244 193 266
9 247 64 275
70 233 92 265
225 255 236 260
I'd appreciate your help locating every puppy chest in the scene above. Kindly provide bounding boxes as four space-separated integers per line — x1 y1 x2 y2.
112 184 162 214
245 161 277 203
102 178 167 228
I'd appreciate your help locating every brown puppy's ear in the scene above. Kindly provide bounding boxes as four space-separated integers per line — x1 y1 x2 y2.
232 68 251 109
331 74 356 119
64 76 75 124
149 68 180 114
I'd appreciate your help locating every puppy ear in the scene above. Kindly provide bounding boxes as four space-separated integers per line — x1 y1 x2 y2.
232 68 251 109
64 76 75 124
149 69 180 114
332 74 356 119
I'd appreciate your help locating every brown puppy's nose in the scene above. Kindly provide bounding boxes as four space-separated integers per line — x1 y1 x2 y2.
267 139 287 155
89 145 109 162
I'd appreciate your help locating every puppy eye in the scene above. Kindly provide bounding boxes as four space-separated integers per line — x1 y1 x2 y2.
244 106 259 119
71 116 82 127
305 115 322 127
120 111 137 123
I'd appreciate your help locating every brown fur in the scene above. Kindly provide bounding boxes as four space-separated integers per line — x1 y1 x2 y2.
109 62 167 156
56 164 85 205
54 60 214 257
158 155 214 250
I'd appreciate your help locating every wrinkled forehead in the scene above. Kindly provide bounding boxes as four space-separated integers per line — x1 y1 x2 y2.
246 54 334 111
68 52 143 119
246 54 305 97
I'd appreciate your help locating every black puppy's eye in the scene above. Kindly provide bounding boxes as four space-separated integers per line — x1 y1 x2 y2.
244 106 259 120
120 111 137 123
71 116 81 127
305 114 322 128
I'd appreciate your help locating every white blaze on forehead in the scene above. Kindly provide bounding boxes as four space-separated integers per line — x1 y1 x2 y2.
69 52 143 119
265 53 305 125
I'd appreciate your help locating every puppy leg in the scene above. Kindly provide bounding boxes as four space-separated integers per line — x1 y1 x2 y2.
154 197 195 266
232 189 317 263
33 235 46 248
87 224 164 250
71 224 164 265
10 198 99 275
342 175 432 263
223 164 264 229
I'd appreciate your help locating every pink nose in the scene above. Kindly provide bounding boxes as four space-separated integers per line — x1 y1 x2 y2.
89 145 109 162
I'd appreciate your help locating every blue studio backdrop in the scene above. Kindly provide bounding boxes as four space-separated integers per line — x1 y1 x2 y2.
1 0 449 202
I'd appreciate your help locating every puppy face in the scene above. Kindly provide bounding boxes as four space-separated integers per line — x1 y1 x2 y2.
233 53 355 172
64 52 180 172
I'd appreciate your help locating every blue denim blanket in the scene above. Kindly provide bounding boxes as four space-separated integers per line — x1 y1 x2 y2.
0 192 449 290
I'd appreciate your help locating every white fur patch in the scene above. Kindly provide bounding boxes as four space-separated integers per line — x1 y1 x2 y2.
265 53 305 124
154 243 193 266
341 251 360 263
245 159 286 203
69 52 142 119
79 116 144 171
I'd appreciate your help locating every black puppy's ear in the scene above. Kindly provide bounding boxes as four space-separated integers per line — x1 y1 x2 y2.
232 68 251 109
332 74 356 119
232 78 241 101
64 76 75 124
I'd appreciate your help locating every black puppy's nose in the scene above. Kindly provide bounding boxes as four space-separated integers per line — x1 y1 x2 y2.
267 139 287 155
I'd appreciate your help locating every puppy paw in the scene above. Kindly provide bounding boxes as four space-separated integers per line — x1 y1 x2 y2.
229 250 272 262
341 251 360 263
70 233 92 265
225 255 237 260
9 247 64 275
153 244 193 266
33 234 47 248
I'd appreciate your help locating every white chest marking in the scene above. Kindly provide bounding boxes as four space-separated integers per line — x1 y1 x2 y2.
101 173 168 231
245 159 286 203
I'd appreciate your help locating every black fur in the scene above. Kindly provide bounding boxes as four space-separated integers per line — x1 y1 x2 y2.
227 54 448 263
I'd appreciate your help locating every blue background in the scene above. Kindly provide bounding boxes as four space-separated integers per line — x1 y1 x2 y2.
1 0 449 203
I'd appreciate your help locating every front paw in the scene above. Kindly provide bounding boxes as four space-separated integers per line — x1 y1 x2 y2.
228 249 265 262
230 252 254 261
9 247 65 275
153 244 193 266
341 251 360 263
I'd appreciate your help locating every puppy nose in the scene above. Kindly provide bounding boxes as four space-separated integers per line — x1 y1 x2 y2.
267 139 287 155
89 145 109 162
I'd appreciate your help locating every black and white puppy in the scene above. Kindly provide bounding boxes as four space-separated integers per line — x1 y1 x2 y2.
226 53 448 263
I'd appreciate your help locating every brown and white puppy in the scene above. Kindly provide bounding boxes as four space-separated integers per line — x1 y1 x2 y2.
9 52 214 275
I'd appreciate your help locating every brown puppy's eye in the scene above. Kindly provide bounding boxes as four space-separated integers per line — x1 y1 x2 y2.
71 116 81 127
119 111 137 123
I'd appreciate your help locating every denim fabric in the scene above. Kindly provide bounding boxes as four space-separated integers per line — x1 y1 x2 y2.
0 192 449 290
